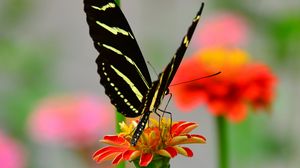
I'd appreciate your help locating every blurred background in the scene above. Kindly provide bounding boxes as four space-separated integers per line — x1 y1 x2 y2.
1 0 300 168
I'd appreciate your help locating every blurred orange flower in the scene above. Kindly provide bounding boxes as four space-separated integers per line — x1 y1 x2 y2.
0 131 25 168
28 94 114 147
93 118 206 167
171 47 276 122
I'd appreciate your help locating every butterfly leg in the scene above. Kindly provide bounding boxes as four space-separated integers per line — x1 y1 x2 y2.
160 93 173 129
162 93 172 118
158 109 172 125
154 109 162 129
147 61 159 77
158 108 173 137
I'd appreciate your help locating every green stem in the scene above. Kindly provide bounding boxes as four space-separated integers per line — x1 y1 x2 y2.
216 117 228 168
115 0 120 6
133 156 170 168
116 112 125 133
116 112 125 167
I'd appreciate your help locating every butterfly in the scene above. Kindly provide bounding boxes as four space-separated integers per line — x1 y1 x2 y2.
84 0 204 146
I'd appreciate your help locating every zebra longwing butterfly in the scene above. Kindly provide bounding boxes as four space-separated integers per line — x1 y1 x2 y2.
84 0 204 146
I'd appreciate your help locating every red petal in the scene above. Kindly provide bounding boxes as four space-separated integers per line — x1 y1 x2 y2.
112 152 124 165
123 150 141 160
172 122 196 136
170 57 207 111
101 135 129 146
171 121 186 132
182 147 193 157
164 147 178 158
226 103 247 122
139 153 153 167
174 146 194 157
169 135 188 146
181 124 198 135
190 134 207 141
93 150 120 163
183 134 206 144
93 146 127 158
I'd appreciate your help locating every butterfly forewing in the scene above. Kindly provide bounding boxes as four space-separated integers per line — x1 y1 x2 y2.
130 3 205 146
84 0 205 145
84 0 152 117
162 3 204 88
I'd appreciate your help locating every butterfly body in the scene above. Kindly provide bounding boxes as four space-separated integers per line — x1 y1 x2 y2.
84 0 204 146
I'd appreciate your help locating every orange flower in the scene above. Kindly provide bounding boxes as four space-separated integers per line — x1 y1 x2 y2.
171 47 276 122
93 118 206 167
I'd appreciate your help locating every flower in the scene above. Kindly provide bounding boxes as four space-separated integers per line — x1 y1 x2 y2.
93 118 206 167
0 131 25 168
171 47 276 122
28 94 114 147
196 12 248 48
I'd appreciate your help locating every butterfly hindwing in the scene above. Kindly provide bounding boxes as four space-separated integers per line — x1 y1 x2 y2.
84 0 205 145
84 0 152 117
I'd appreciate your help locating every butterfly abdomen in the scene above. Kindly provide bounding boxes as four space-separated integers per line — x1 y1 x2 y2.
131 111 151 146
84 0 205 146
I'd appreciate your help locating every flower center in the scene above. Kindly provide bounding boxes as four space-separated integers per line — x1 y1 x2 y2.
197 47 250 69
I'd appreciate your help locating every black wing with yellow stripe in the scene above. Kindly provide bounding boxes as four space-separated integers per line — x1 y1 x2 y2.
160 3 204 90
84 0 205 146
130 3 205 146
84 0 152 117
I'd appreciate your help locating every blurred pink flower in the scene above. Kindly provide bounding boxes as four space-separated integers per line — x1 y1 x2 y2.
196 12 248 47
28 94 114 147
0 131 25 168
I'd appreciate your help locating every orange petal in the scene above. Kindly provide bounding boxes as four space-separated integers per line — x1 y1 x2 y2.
157 146 177 158
174 146 193 157
180 123 198 134
123 150 141 161
172 122 197 136
93 146 127 158
190 134 206 142
149 129 157 143
171 121 186 132
101 135 129 146
112 152 124 165
180 134 206 144
169 135 188 146
226 103 247 123
93 150 120 163
139 153 153 167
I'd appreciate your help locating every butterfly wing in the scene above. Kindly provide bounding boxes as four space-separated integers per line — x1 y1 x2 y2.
161 3 204 88
84 0 152 117
130 3 205 146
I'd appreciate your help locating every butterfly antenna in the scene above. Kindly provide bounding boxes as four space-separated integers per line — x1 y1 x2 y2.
147 61 159 76
170 71 221 87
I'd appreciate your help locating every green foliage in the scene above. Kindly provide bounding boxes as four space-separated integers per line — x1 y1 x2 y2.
133 156 170 168
268 14 300 63
228 113 293 168
115 0 120 6
0 0 34 30
0 38 56 138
